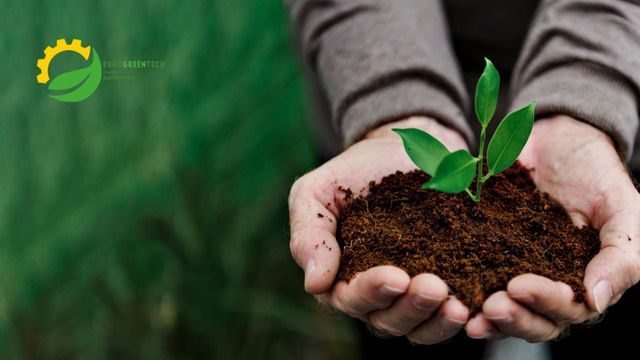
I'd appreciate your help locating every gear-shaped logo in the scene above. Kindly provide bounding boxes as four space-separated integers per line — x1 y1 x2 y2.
36 38 102 102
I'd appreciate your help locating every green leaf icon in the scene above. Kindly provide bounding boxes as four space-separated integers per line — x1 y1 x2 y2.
392 128 450 176
487 101 536 175
422 149 478 193
48 48 102 102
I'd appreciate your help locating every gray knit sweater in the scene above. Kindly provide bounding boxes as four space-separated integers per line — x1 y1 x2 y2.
286 0 640 169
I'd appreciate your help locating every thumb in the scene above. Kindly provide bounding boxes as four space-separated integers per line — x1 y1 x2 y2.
584 209 640 313
583 246 640 313
288 174 341 294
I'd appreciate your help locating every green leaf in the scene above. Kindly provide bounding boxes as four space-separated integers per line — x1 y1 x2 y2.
487 101 536 175
474 58 500 127
392 128 449 176
47 66 92 91
422 149 477 193
48 48 102 103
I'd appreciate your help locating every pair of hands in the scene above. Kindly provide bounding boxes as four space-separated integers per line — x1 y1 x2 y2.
288 115 640 344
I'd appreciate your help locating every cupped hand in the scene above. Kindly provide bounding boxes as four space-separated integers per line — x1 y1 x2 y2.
289 117 471 344
466 115 640 342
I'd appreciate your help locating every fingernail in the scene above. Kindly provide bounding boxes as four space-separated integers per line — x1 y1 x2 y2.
379 284 404 297
303 259 316 291
486 314 512 323
411 292 442 310
593 280 613 313
468 331 492 340
500 315 513 323
510 293 535 304
444 316 467 325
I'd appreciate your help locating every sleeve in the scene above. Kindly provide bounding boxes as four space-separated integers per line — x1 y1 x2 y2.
509 0 640 161
285 0 473 147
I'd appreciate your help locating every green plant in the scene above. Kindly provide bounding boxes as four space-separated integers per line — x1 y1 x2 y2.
393 58 536 203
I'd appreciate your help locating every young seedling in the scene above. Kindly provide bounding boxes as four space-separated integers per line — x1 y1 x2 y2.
393 58 536 204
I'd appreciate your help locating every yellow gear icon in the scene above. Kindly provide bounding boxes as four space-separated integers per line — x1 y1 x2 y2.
36 38 91 84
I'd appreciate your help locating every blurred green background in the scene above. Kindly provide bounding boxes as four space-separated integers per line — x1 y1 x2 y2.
0 0 357 358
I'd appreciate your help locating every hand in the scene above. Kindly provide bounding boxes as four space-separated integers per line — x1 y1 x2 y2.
465 115 640 342
289 117 471 344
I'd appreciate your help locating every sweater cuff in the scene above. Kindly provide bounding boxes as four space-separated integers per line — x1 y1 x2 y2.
340 78 474 147
510 63 638 161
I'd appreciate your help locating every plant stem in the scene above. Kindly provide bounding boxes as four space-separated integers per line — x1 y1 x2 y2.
474 126 488 203
465 188 478 203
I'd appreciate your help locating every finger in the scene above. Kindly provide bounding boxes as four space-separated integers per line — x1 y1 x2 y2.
330 266 410 317
289 172 341 294
583 245 640 313
584 203 640 313
483 291 561 343
367 273 448 336
406 296 469 345
507 274 594 325
465 313 507 340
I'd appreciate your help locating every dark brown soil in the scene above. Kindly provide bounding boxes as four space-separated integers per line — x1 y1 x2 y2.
336 163 600 313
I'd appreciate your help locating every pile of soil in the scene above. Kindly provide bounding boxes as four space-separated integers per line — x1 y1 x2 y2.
336 163 600 312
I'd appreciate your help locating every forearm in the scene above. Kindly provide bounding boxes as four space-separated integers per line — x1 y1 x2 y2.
509 0 640 161
285 0 473 147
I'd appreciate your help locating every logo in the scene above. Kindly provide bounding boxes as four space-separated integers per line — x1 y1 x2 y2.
36 38 102 102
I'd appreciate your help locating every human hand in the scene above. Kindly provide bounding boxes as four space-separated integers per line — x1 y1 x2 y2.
465 115 640 342
289 117 472 344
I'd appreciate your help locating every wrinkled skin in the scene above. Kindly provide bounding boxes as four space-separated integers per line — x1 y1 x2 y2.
466 115 640 342
288 115 640 344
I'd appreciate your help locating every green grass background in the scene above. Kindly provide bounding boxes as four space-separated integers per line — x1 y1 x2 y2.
0 0 357 358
